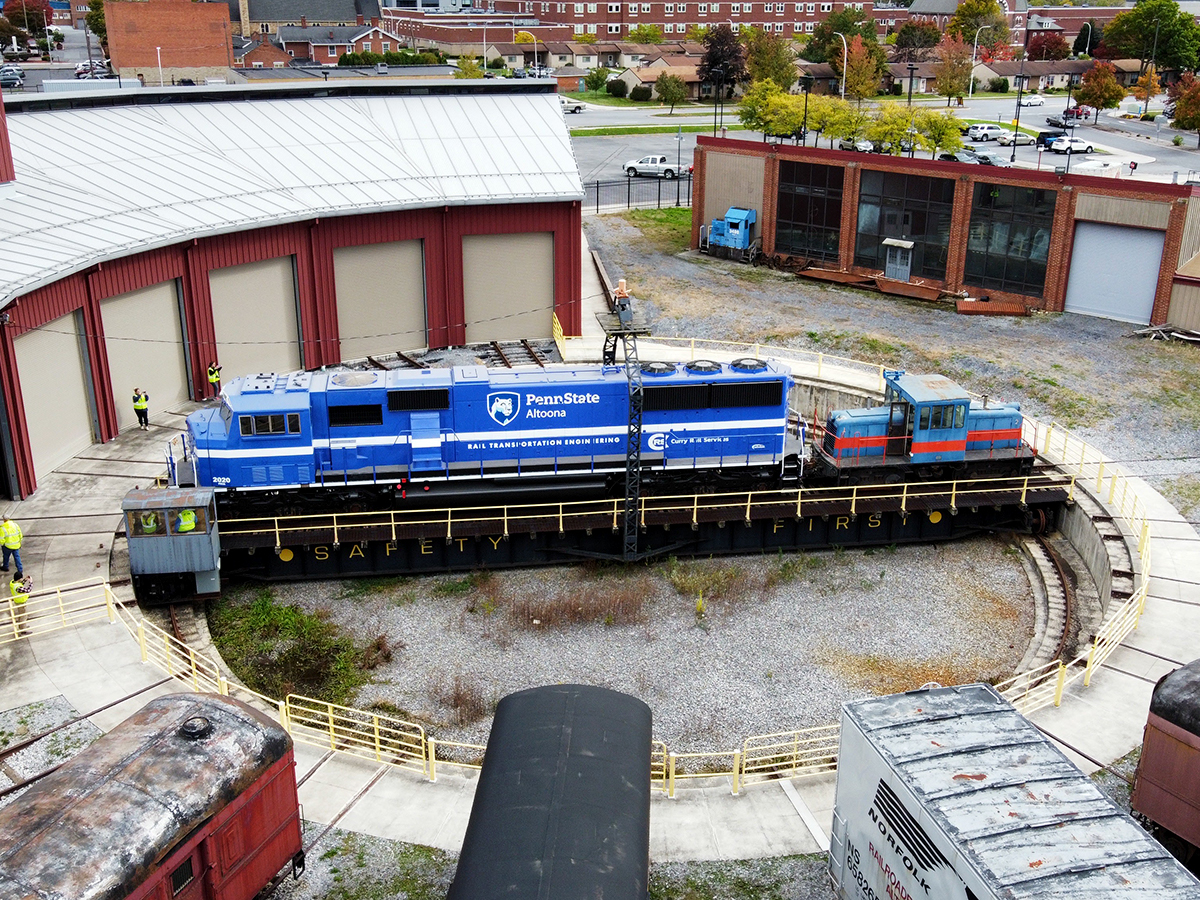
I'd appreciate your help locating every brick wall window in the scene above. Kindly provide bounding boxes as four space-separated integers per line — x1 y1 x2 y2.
855 170 954 280
777 161 844 262
964 183 1056 297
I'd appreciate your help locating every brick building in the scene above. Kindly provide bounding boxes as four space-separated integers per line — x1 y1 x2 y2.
692 136 1200 328
230 0 382 37
105 0 235 82
276 16 404 62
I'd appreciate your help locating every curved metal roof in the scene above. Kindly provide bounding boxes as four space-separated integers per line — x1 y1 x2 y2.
0 88 583 307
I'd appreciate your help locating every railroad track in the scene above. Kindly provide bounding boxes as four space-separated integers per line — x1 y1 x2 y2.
366 351 424 370
1019 536 1075 671
486 340 547 368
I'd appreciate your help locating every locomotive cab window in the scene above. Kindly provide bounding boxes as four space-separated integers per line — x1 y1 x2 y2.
954 404 965 429
239 413 301 436
170 858 194 895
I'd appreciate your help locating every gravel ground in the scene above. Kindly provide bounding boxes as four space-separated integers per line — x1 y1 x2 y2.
240 538 1031 751
0 695 102 810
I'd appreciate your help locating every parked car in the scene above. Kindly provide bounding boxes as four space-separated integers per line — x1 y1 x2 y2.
967 123 1004 141
1036 130 1067 148
1065 104 1093 120
623 155 680 178
974 150 1013 167
996 129 1035 146
1018 94 1045 107
1050 135 1095 154
0 70 23 89
560 97 585 113
1045 113 1067 128
938 150 979 164
75 60 108 76
837 137 873 152
1 63 24 78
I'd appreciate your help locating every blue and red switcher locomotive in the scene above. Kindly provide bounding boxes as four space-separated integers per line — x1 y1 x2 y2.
0 693 304 900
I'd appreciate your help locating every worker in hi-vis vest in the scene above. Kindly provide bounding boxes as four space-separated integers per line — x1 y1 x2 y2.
1 514 22 574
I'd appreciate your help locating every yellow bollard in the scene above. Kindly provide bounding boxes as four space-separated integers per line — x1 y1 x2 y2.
1053 662 1067 707
668 752 677 799
1084 643 1098 687
137 621 148 663
429 737 438 782
732 750 742 795
1095 462 1104 492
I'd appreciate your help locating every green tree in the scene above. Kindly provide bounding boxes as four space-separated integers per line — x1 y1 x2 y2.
839 34 882 103
804 7 878 64
686 25 711 42
946 0 1010 57
1073 20 1101 56
892 21 941 62
866 101 916 154
84 0 105 46
1075 61 1126 121
1102 0 1200 74
698 24 748 91
805 94 844 147
827 97 872 141
514 30 535 43
573 32 598 44
655 72 689 111
737 79 784 130
743 26 797 90
3 0 52 34
914 107 964 157
1027 32 1070 60
1171 76 1200 146
627 23 665 43
933 33 973 106
455 55 485 78
584 67 611 91
0 17 30 50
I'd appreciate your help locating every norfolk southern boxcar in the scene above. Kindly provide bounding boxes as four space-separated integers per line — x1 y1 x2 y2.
0 693 304 900
448 685 652 900
184 359 799 512
814 369 1035 483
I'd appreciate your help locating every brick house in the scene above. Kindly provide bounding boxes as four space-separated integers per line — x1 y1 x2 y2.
616 62 703 98
230 0 381 38
234 34 294 68
277 16 404 63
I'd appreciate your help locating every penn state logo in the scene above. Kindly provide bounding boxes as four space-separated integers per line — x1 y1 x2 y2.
487 392 521 426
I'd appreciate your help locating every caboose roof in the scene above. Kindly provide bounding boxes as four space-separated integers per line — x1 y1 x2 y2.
891 372 970 405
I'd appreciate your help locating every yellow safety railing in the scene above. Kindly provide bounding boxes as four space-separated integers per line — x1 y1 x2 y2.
740 725 841 788
284 695 430 775
0 577 119 645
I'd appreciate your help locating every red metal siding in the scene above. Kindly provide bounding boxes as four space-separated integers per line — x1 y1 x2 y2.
1132 712 1200 851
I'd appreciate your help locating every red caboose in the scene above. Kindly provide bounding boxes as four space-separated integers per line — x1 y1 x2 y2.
0 693 305 900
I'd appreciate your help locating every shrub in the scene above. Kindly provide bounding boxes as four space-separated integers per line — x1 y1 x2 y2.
630 84 652 101
607 78 628 98
1174 134 1185 146
487 55 505 68
891 82 903 95
987 77 1009 93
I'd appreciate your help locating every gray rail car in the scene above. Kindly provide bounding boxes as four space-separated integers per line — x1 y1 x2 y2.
829 683 1200 900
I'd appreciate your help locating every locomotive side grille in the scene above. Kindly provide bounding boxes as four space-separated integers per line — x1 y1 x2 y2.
329 404 384 427
710 381 783 408
388 389 450 412
644 384 710 411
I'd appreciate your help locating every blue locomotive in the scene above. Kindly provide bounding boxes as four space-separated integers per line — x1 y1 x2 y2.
813 370 1035 482
185 359 800 511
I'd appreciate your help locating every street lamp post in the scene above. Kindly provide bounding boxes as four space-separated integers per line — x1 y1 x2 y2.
967 24 986 101
907 62 916 106
1078 21 1092 57
710 64 724 136
833 31 848 100
1010 56 1025 163
156 46 164 87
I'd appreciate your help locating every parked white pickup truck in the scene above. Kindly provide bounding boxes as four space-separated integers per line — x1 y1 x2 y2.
623 155 679 178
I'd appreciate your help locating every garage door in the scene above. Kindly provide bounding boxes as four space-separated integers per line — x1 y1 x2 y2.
1064 222 1164 324
103 281 190 432
463 233 554 343
14 312 94 481
209 257 301 379
333 241 425 361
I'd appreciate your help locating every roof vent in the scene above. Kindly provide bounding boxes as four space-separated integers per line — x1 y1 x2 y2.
331 371 378 387
684 359 721 374
730 357 768 373
640 361 675 376
179 716 213 740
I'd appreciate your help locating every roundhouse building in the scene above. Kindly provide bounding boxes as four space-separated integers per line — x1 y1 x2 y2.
692 137 1200 331
0 82 583 499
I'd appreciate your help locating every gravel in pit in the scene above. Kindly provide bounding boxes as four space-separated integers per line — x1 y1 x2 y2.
245 538 1030 752
0 695 102 810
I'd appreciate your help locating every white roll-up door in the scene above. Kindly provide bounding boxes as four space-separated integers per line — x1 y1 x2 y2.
15 312 94 481
462 233 554 343
209 257 301 378
1064 222 1164 324
103 281 190 432
333 241 426 361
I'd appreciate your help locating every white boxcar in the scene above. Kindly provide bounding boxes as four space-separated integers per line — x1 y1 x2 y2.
829 683 1200 900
